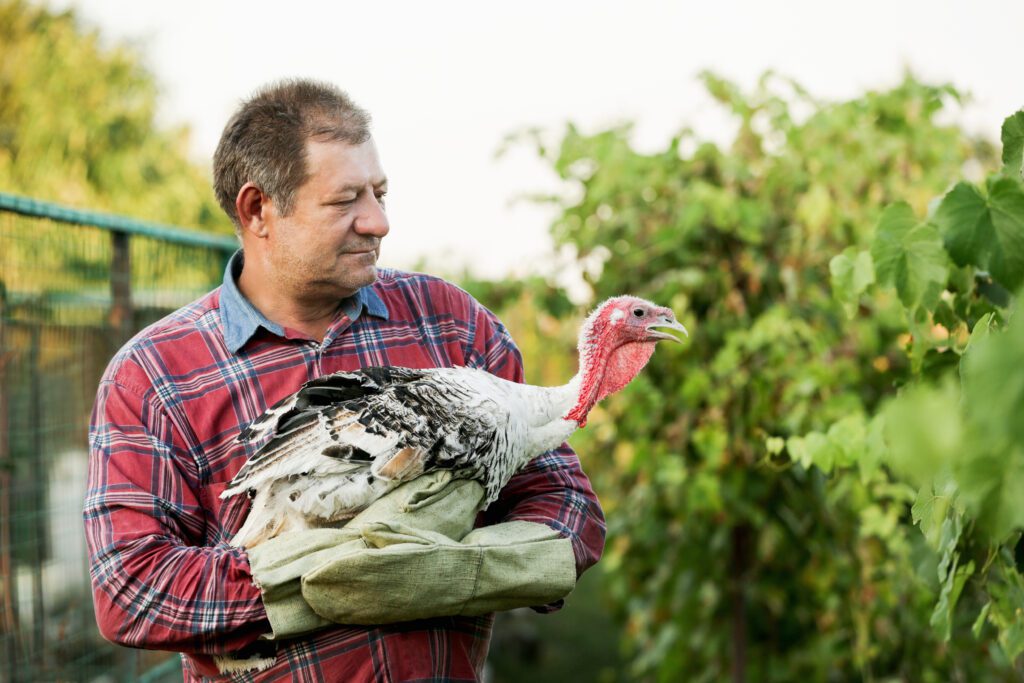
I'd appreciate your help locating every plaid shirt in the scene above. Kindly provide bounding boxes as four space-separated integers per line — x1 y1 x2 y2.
85 251 605 682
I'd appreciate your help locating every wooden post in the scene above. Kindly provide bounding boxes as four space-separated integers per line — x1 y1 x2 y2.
730 523 751 683
109 232 133 346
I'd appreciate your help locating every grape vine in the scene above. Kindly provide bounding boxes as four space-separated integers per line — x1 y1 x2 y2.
797 110 1024 662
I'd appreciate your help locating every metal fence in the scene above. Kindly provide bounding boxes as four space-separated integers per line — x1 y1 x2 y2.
0 192 237 682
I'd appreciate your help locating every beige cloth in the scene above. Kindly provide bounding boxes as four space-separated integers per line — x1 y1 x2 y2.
246 471 577 637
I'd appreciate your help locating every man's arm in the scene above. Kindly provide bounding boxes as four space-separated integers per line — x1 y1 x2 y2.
85 374 269 654
462 294 607 581
481 446 605 579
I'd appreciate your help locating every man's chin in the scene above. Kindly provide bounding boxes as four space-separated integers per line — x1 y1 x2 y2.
331 252 380 292
340 264 378 293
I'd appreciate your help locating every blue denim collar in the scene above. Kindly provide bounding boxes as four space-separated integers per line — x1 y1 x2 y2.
219 250 389 354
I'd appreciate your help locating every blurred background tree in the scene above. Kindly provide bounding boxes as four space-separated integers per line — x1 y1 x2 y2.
0 0 229 232
487 73 1023 682
0 4 233 680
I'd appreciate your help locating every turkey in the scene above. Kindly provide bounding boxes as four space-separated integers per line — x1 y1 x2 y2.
222 295 687 548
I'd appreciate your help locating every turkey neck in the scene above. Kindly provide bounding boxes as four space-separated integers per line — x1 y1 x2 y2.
562 337 656 428
499 321 657 458
513 333 655 431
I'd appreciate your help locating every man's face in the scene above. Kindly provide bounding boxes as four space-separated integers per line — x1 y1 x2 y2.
264 138 389 301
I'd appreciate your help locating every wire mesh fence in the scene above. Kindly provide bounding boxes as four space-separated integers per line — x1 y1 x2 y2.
0 192 236 682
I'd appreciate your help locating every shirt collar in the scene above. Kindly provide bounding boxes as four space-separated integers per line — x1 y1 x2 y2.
360 282 390 320
219 250 389 354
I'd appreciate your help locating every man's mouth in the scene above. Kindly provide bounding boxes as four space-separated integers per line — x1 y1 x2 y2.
343 242 380 256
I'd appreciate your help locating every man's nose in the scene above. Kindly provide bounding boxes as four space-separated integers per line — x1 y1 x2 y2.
354 195 390 237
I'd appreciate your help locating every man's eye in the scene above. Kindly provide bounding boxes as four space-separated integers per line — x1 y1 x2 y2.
375 192 387 204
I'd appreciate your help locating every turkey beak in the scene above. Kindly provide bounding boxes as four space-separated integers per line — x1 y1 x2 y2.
646 317 689 343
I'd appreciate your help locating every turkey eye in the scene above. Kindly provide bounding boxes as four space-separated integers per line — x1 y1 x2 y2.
633 308 645 317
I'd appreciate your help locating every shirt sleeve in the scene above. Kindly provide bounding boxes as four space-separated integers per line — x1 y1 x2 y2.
463 296 607 582
84 371 270 655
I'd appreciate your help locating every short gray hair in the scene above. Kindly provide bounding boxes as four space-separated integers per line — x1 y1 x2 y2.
213 79 372 230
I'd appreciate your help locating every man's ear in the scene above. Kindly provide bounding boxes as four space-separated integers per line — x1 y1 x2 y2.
236 183 271 238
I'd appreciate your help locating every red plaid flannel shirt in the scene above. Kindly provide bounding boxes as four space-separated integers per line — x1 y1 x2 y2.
85 252 605 681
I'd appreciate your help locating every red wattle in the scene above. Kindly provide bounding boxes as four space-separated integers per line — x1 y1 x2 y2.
564 341 656 426
595 342 656 402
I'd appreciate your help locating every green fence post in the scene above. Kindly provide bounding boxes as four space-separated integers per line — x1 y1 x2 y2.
0 281 18 683
27 325 45 667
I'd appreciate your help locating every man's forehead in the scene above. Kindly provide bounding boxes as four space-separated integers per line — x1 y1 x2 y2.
304 138 387 188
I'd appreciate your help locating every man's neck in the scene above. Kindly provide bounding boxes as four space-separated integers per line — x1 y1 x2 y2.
237 263 349 343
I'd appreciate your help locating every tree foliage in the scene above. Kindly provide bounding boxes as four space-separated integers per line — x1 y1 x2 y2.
819 110 1024 668
0 0 234 328
0 0 227 231
515 72 1024 680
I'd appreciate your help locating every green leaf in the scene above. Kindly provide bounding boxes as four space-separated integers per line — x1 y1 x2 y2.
987 178 1024 290
972 602 991 638
935 510 964 582
967 311 996 344
987 564 1024 661
962 310 1024 444
829 248 875 318
1001 621 1024 661
955 450 1024 542
797 183 833 232
906 305 934 374
936 183 990 268
785 435 811 469
958 312 1024 539
1002 110 1024 180
929 508 967 641
911 479 956 549
693 424 728 467
959 312 995 383
856 414 887 481
871 202 948 311
826 414 866 469
931 558 975 641
881 379 963 486
803 432 835 473
933 180 1024 291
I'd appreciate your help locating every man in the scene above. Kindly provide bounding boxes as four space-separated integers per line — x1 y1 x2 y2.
85 79 605 681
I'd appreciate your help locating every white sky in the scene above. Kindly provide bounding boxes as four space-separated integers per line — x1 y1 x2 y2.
54 0 1023 280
